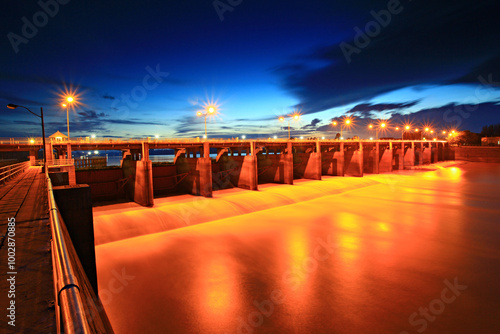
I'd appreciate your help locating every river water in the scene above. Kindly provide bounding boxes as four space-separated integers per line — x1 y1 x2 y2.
94 162 500 333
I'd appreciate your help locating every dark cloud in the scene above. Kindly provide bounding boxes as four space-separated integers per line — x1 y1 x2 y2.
78 110 108 119
452 55 500 87
102 95 116 100
389 102 500 132
274 0 500 115
302 118 322 129
347 101 419 118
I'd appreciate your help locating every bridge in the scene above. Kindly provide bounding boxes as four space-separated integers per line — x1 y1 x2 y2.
3 139 500 333
0 138 450 207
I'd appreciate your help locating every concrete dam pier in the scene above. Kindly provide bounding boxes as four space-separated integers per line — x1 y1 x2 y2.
0 139 448 206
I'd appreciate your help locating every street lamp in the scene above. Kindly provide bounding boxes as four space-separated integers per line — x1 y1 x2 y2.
402 125 411 140
278 113 300 139
7 104 46 167
332 118 352 139
369 122 386 140
197 105 217 139
63 95 74 141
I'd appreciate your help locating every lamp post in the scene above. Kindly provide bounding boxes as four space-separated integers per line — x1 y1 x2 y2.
7 104 46 167
62 96 74 141
402 125 410 140
335 118 351 139
197 105 217 139
279 113 300 139
368 122 387 140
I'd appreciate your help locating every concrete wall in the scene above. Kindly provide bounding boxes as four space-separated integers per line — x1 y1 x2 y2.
152 165 178 196
293 153 321 180
422 144 431 165
322 149 344 176
76 168 126 201
379 144 393 173
53 184 97 294
403 145 415 169
363 144 377 174
122 159 154 206
344 144 363 177
452 146 500 162
176 157 212 197
217 155 258 190
257 148 293 185
393 147 404 170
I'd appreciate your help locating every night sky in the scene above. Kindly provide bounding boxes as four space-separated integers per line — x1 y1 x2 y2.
1 0 499 140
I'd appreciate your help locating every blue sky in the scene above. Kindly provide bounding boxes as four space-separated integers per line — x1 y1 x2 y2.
1 0 499 140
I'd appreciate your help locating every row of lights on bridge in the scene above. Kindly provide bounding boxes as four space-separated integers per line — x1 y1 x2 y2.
10 92 459 142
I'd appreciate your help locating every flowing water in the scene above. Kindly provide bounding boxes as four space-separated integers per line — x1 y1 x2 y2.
94 162 500 333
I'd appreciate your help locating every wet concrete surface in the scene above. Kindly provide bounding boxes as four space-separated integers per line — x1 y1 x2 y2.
95 162 500 333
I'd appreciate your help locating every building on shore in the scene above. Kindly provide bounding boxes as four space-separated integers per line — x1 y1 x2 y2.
481 137 500 146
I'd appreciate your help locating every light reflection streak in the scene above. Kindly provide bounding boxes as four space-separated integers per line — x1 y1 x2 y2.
285 227 311 288
196 256 239 328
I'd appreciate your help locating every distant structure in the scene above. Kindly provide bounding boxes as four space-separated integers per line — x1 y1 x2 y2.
481 137 500 146
49 131 68 142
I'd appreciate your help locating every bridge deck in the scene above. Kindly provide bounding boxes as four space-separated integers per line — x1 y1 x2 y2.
0 167 55 333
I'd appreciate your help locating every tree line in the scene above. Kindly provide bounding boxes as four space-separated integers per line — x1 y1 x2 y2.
480 123 500 137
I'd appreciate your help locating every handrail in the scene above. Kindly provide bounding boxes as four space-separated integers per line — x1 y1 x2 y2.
46 165 91 334
0 161 30 184
47 159 75 166
0 138 449 145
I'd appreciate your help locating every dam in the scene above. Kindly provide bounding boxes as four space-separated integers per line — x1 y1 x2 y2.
1 139 499 333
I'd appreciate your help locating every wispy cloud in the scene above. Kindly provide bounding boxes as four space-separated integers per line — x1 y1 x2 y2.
273 1 500 115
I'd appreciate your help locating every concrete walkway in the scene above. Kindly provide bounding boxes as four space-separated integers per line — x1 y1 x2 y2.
0 167 55 333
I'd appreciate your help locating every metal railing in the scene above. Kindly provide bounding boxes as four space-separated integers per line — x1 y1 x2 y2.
0 137 448 145
47 159 75 166
46 165 91 333
74 158 106 169
0 161 30 184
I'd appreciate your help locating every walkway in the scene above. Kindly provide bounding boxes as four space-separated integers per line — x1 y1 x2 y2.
0 167 55 333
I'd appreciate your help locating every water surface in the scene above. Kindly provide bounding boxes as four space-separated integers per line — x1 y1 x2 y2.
95 162 500 333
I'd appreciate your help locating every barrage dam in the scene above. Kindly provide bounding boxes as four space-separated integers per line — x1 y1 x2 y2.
1 138 499 333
